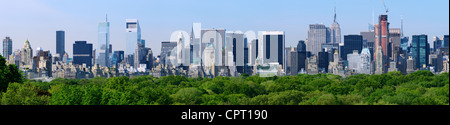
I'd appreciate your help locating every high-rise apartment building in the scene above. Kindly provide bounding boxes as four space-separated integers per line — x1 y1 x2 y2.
3 37 12 59
374 15 390 69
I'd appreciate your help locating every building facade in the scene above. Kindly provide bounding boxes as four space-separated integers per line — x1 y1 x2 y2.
73 41 93 67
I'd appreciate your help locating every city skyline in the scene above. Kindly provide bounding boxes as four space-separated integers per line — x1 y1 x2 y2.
0 0 449 57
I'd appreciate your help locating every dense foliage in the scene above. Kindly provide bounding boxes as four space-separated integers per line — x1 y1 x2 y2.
0 68 448 105
0 55 23 92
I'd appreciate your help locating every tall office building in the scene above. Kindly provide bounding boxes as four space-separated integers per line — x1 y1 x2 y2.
444 35 449 48
126 19 142 56
111 51 124 67
330 7 341 44
3 37 12 59
226 32 244 73
342 35 363 61
201 29 226 67
259 31 285 68
411 35 430 69
433 36 442 51
374 15 390 69
56 31 65 57
191 23 202 66
307 24 329 56
97 16 110 67
318 50 329 73
361 31 375 60
297 40 306 52
160 41 177 66
375 46 386 74
360 48 371 74
442 35 449 53
73 41 93 67
390 28 401 61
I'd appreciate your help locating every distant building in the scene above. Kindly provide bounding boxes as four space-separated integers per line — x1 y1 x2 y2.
390 28 401 62
56 31 65 57
297 40 306 52
97 16 110 67
361 31 375 60
374 15 390 70
3 37 12 60
406 56 415 74
73 41 93 67
411 35 430 69
20 39 33 70
126 19 142 59
259 31 285 71
307 24 329 56
111 51 124 67
160 41 177 66
330 7 341 44
33 50 52 77
318 50 329 73
342 35 363 61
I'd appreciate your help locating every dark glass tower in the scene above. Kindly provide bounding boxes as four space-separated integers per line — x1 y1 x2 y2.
411 35 430 69
56 31 65 56
73 41 93 67
342 35 363 60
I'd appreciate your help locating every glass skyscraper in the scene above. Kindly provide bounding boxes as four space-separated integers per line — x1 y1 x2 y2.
56 30 65 57
126 19 141 56
73 41 93 67
97 16 110 67
411 35 430 69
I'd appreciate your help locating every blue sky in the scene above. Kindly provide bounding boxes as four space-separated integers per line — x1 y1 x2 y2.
0 0 448 57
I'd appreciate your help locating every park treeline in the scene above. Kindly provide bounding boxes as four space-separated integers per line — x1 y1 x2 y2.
0 54 449 105
0 71 448 105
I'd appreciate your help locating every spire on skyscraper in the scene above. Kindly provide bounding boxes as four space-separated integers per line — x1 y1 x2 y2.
334 6 337 23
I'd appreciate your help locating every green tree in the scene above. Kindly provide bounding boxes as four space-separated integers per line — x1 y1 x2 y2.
170 88 203 105
1 83 49 105
0 55 23 92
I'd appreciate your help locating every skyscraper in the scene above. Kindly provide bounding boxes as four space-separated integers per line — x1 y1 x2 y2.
111 51 124 67
226 31 244 73
20 39 33 69
411 35 430 69
330 7 341 44
3 37 12 59
297 40 306 52
160 41 177 66
126 19 141 56
433 36 442 51
97 16 110 67
318 50 329 73
307 24 329 56
259 31 285 68
374 15 390 69
361 31 375 60
56 30 65 57
73 41 93 67
191 23 202 66
342 35 363 61
390 28 401 61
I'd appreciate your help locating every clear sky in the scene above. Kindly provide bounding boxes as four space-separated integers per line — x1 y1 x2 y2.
1 0 448 57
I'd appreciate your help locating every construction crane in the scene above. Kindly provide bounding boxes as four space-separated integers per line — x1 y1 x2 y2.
382 0 389 14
